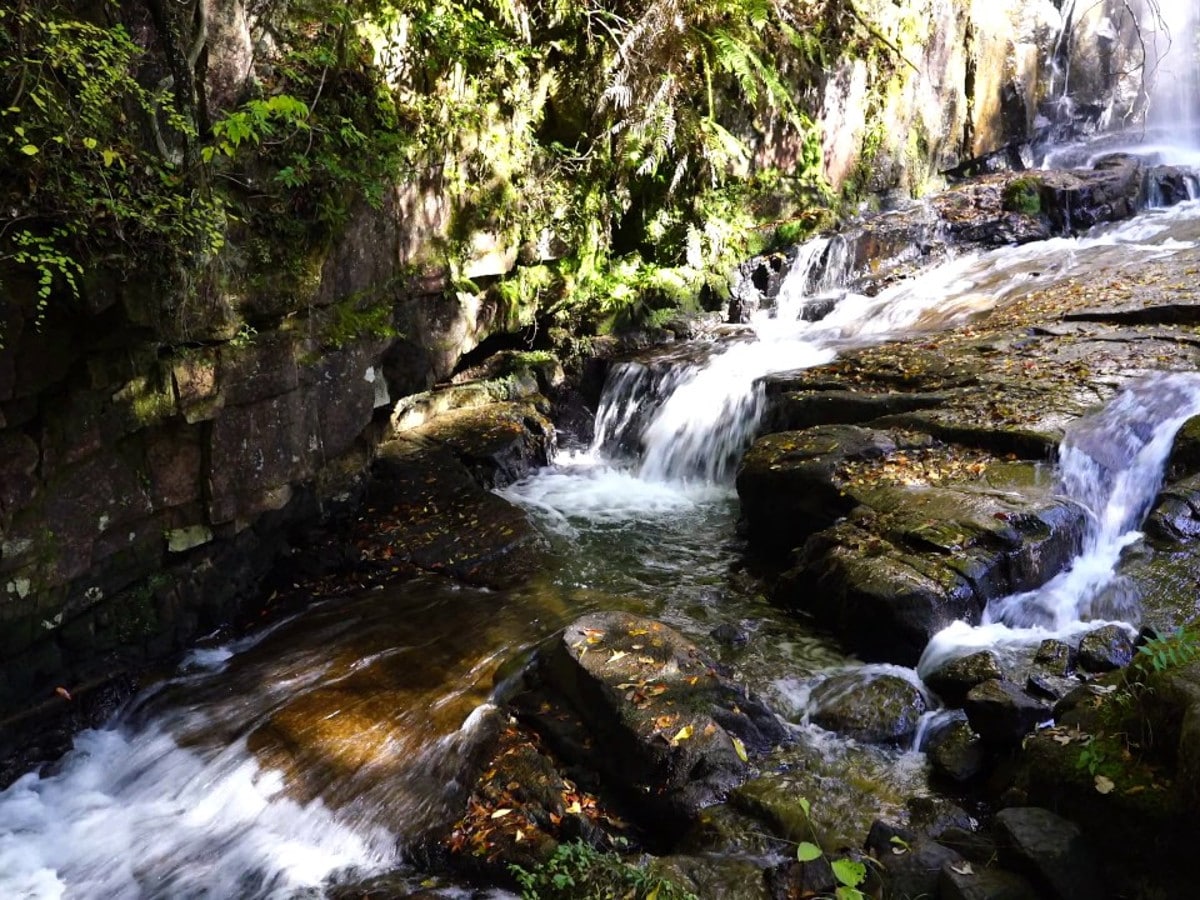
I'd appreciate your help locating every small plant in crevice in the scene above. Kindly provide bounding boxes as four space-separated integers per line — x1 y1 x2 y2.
1135 625 1200 674
1001 177 1043 216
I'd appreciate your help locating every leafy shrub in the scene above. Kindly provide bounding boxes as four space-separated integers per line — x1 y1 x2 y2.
509 841 697 900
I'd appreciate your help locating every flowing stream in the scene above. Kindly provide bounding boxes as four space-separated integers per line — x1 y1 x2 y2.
4 167 1200 897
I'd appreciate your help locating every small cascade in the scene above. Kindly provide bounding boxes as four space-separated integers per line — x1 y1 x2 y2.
1047 0 1081 125
0 725 397 898
591 357 708 461
921 373 1200 674
771 234 852 325
985 373 1200 631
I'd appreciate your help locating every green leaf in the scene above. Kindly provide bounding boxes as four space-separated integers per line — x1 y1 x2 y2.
798 797 811 819
831 858 867 888
82 136 97 150
796 842 822 862
19 144 38 156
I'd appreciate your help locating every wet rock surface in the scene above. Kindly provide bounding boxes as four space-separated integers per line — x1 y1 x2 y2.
964 679 1051 745
358 400 552 588
770 479 1084 665
926 652 1006 706
1076 624 1135 673
809 671 927 744
523 612 788 827
925 717 987 783
739 181 1200 670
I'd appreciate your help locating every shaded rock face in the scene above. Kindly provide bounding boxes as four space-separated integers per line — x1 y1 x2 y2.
526 611 788 828
964 680 1051 746
994 807 1103 900
1076 624 1135 673
0 160 545 729
925 717 986 783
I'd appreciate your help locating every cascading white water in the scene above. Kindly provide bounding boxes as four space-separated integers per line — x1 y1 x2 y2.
0 725 396 899
1145 0 1199 142
589 200 1200 484
919 372 1200 675
992 373 1200 627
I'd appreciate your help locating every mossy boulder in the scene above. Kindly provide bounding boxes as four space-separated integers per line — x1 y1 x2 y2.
809 671 927 744
925 651 1005 706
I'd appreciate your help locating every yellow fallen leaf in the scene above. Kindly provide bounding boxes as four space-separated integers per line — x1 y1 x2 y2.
671 724 694 745
565 800 582 814
731 735 748 763
610 650 628 662
491 808 512 819
1095 775 1115 794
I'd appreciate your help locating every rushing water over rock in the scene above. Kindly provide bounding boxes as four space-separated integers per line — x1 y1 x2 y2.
920 373 1200 674
594 201 1200 484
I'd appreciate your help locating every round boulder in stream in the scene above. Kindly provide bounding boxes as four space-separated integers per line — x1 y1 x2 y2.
536 612 789 825
809 671 927 744
1076 624 1134 673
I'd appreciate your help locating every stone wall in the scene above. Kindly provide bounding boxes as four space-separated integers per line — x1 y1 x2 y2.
0 181 525 724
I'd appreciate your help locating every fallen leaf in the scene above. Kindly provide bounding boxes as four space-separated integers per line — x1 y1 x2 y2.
731 735 748 763
1095 775 1115 794
950 862 974 876
671 724 694 745
55 686 72 701
490 808 512 819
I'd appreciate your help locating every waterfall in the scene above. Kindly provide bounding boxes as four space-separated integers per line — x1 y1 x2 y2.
920 372 1200 675
587 232 848 483
1145 0 1199 143
985 373 1200 630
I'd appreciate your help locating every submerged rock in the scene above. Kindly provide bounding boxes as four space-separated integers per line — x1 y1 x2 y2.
809 672 927 744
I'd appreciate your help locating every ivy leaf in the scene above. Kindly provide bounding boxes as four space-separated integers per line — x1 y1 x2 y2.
19 144 38 156
796 842 822 862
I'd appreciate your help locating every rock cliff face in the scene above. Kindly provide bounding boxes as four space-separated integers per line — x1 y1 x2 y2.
0 186 526 723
